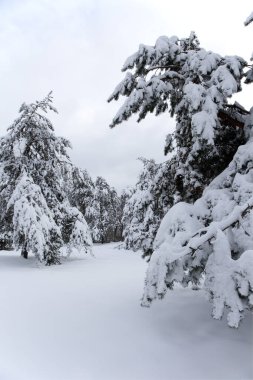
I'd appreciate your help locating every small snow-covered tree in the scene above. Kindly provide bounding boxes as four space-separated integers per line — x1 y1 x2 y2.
122 158 160 255
109 21 253 326
110 186 123 241
68 166 95 217
117 188 131 242
0 93 92 264
87 176 121 243
67 168 123 243
122 158 176 257
63 206 92 256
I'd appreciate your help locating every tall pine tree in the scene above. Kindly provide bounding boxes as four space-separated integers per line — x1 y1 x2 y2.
0 93 92 264
109 22 253 326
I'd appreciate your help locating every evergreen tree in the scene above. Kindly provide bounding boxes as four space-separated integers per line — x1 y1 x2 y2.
122 158 159 255
67 168 123 243
110 186 123 242
87 176 122 243
142 132 253 327
68 166 95 217
109 23 253 326
108 32 246 202
122 158 174 257
8 171 62 264
117 188 131 242
63 206 93 257
0 93 92 264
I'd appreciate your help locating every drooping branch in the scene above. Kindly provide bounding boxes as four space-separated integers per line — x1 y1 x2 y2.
244 12 253 26
182 197 253 258
143 64 181 74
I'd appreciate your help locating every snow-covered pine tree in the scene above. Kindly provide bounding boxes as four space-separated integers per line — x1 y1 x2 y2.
109 24 253 326
108 32 247 202
0 93 92 264
142 132 253 327
117 188 131 242
63 206 93 257
68 166 95 217
110 186 123 242
7 171 62 264
67 167 123 243
86 176 122 243
122 158 174 257
123 158 159 255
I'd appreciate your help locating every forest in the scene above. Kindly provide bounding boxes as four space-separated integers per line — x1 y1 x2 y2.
0 2 252 380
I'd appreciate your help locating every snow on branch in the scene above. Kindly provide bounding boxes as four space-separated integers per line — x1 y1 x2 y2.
141 133 253 326
188 196 253 257
205 230 253 327
141 195 253 327
244 12 253 26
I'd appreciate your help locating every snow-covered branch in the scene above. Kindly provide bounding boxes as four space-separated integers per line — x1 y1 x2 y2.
244 12 253 26
188 197 253 258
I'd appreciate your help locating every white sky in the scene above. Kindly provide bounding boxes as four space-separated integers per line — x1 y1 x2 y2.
0 0 253 190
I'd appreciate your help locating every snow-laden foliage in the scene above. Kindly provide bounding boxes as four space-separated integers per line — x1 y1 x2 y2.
68 166 95 217
123 158 157 253
8 171 62 264
205 231 253 328
109 33 247 201
109 25 253 326
67 168 124 244
142 124 253 327
122 158 173 257
244 11 253 83
0 93 92 264
245 12 253 26
65 206 93 256
86 176 122 243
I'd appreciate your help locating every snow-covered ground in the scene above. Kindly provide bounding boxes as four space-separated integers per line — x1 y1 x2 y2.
0 244 252 380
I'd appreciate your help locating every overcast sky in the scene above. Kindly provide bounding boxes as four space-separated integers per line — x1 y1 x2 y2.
0 0 253 191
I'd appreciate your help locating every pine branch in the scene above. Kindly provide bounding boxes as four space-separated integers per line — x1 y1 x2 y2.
144 64 180 73
145 63 251 75
185 197 253 257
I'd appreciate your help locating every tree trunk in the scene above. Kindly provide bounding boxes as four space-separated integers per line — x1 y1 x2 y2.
21 243 28 259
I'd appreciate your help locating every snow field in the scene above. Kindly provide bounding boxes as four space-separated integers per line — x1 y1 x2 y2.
0 244 252 380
